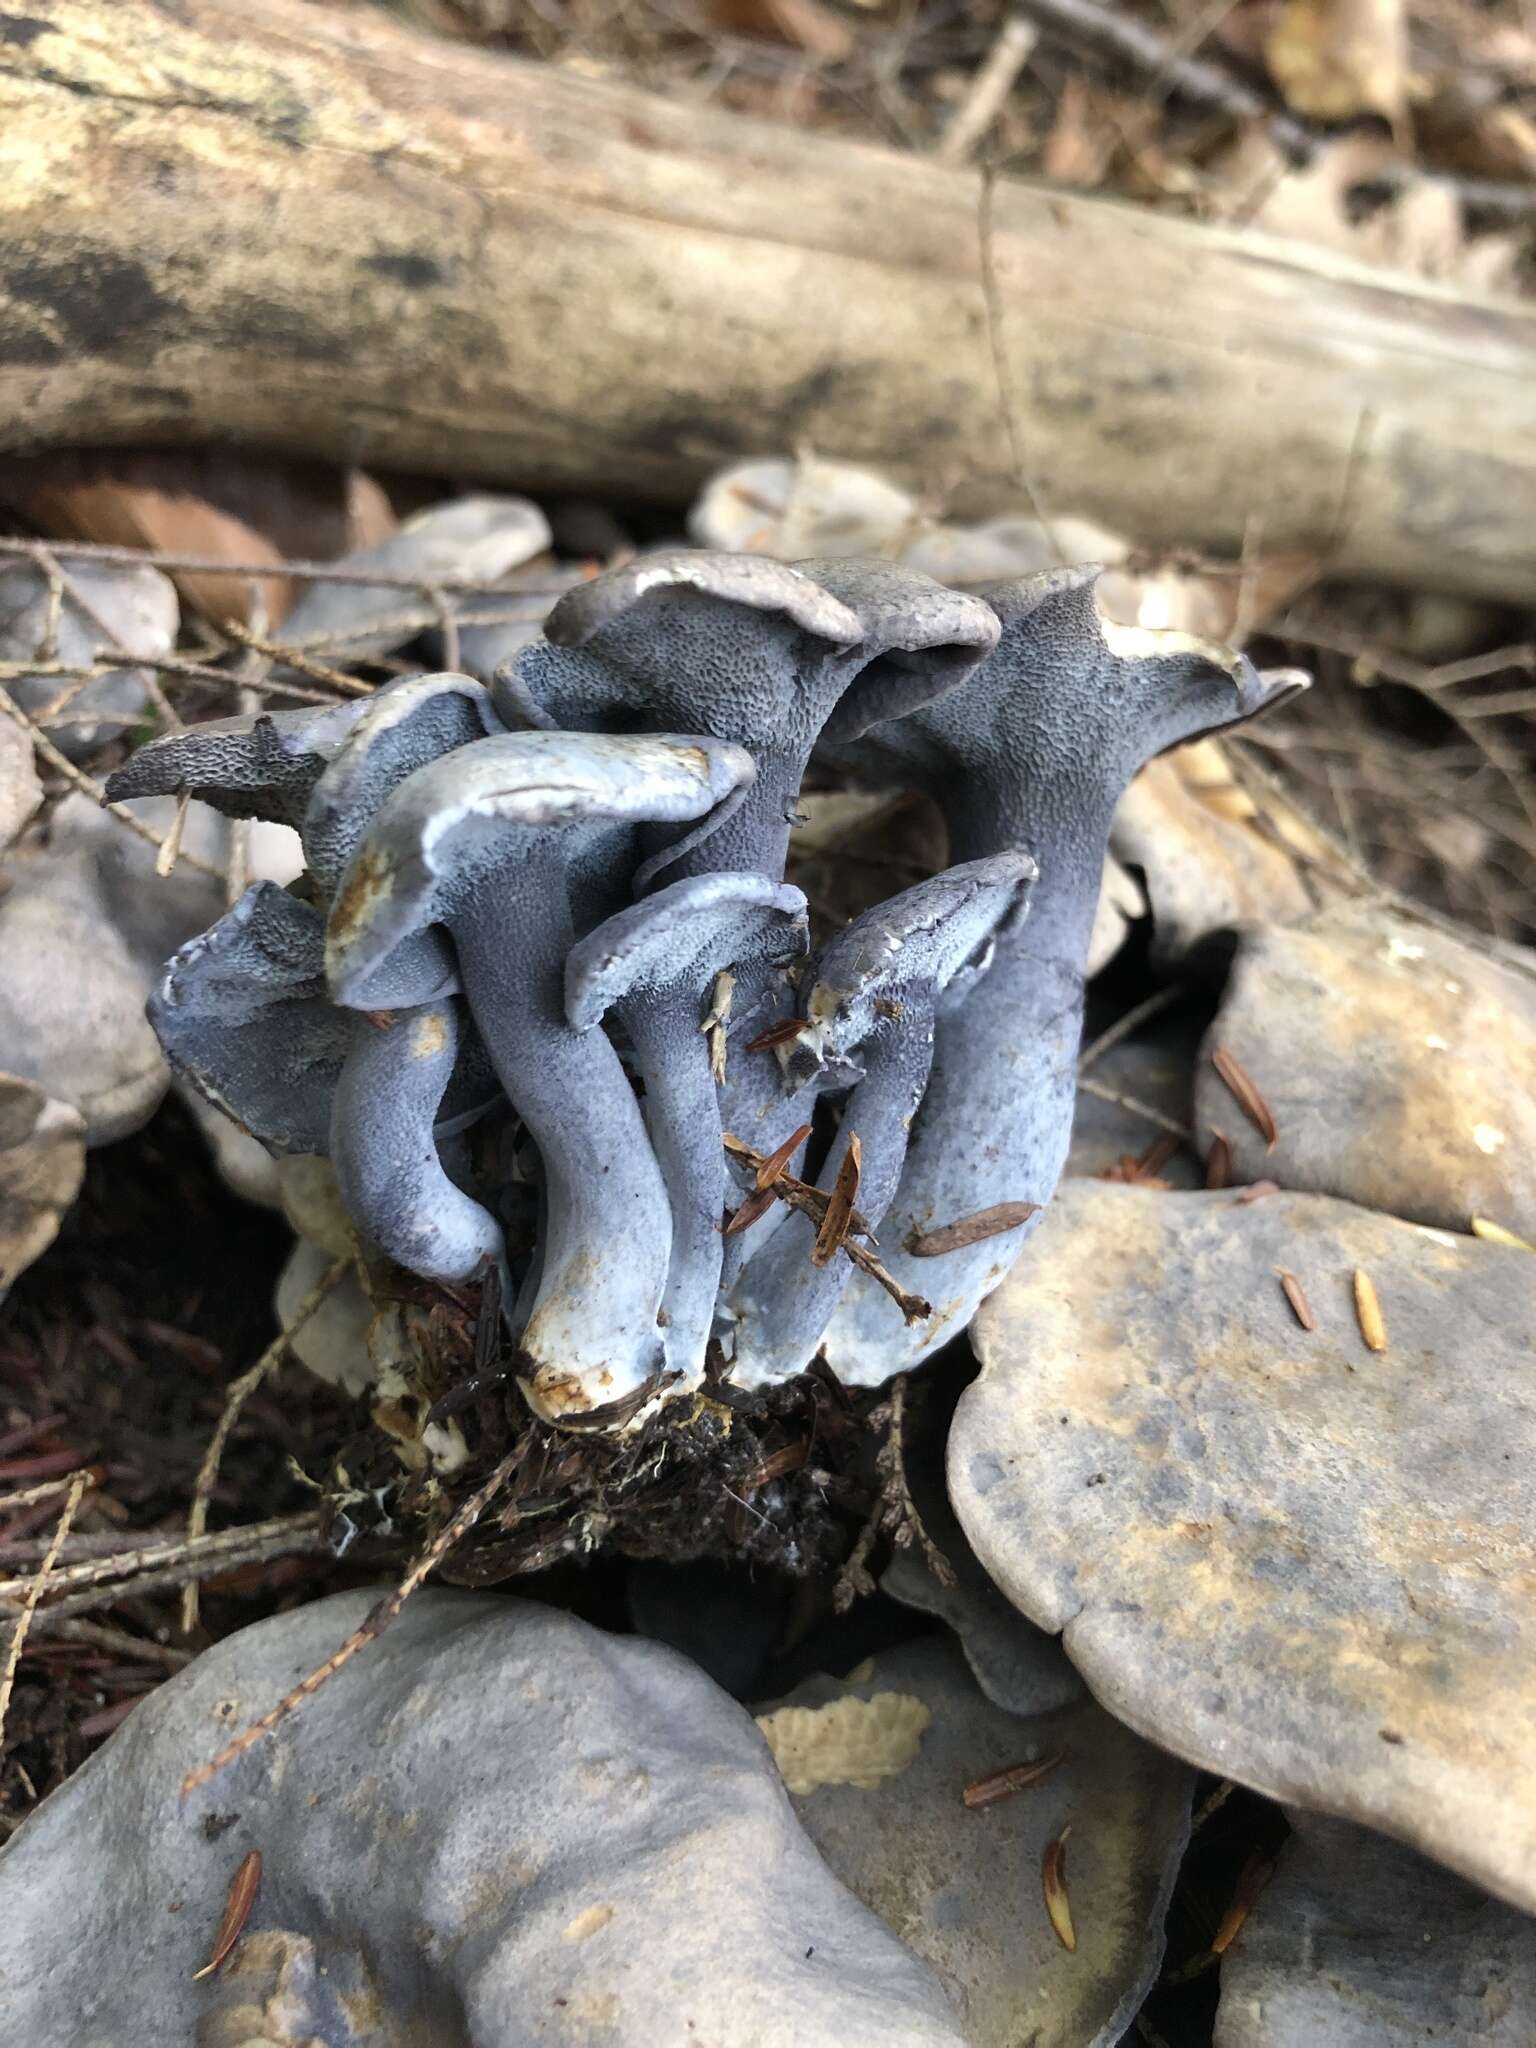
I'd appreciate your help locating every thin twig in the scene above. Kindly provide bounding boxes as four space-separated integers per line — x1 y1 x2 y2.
0 1510 327 1605
935 12 1039 162
39 1616 194 1672
2 1515 329 1636
0 1469 97 1516
0 1473 87 1760
1077 1075 1194 1141
1015 0 1312 157
723 1136 931 1322
217 618 374 697
0 535 568 597
182 1259 352 1633
1077 985 1186 1075
0 688 225 879
181 1451 521 1798
976 164 1064 564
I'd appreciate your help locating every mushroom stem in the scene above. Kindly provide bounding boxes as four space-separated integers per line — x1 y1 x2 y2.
329 1001 503 1287
450 890 672 1419
620 990 732 1380
728 1016 935 1385
818 858 1101 1383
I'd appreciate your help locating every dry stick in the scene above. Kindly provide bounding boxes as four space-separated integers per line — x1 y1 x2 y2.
10 1516 328 1637
217 617 374 697
1077 984 1186 1076
41 1616 193 1671
0 1472 87 1759
976 163 1065 566
181 1450 521 1799
0 1510 326 1606
0 535 571 597
722 1136 931 1322
1015 0 1313 158
0 688 225 879
181 1259 352 1633
0 1468 97 1516
1076 1074 1194 1142
935 13 1040 162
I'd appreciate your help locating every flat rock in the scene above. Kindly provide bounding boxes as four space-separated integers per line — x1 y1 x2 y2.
0 1588 962 2048
0 1073 85 1302
766 1636 1193 2048
0 823 176 1143
1068 1026 1203 1189
0 558 177 758
1111 754 1314 965
1217 1813 1536 2046
278 494 552 658
1196 904 1536 1238
951 1180 1536 1913
0 796 298 1148
0 717 41 847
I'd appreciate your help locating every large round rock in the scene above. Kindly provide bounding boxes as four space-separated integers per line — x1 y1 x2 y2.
0 1589 963 2046
950 1180 1536 1913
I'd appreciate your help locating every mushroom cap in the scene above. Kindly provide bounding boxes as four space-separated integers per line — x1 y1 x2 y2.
824 564 1306 819
326 730 757 1008
543 550 864 656
565 873 808 1033
985 565 1305 750
798 557 1002 742
501 551 999 758
795 852 1038 1069
149 882 352 1154
495 550 864 737
105 699 373 829
150 882 495 1155
302 672 503 892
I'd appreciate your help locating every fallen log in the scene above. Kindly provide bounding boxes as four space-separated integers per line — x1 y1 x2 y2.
0 0 1534 599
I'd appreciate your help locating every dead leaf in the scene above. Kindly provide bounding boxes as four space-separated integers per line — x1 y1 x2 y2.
1042 1826 1077 1952
1040 76 1118 189
0 453 397 629
709 0 855 62
904 1202 1041 1257
1353 1266 1388 1352
191 1849 262 1980
1265 0 1407 126
1211 1046 1279 1149
1217 133 1524 297
812 1134 862 1269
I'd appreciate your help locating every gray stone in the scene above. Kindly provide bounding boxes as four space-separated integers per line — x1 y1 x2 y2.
1217 1813 1536 2046
765 1636 1193 2048
882 1508 1082 1719
278 495 552 660
0 813 177 1142
0 1073 85 1303
1195 903 1536 1239
0 558 177 758
951 1180 1536 1912
1111 753 1314 964
0 796 298 1148
0 1589 963 2047
0 717 41 848
1067 1029 1203 1188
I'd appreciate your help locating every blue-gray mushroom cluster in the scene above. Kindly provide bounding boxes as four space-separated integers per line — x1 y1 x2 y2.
107 553 1301 1426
